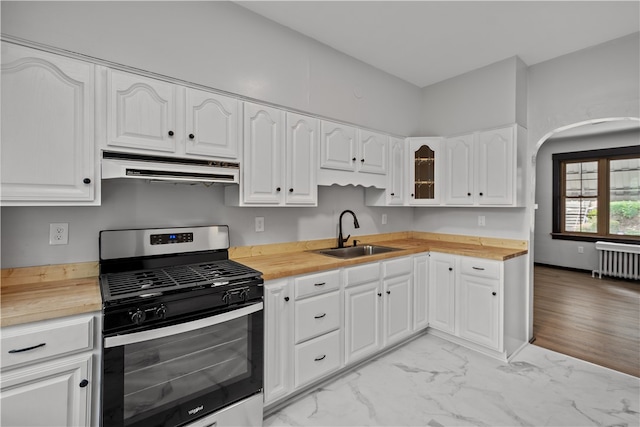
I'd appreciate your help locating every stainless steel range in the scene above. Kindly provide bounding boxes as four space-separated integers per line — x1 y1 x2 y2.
99 225 264 427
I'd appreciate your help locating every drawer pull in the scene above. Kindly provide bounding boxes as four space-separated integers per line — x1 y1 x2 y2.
8 343 46 354
472 267 485 271
314 282 326 287
314 313 327 319
314 354 326 361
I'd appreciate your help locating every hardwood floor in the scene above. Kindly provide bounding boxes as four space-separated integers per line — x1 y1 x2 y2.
533 264 640 377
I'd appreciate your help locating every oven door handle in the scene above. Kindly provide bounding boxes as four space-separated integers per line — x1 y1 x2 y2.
104 302 263 348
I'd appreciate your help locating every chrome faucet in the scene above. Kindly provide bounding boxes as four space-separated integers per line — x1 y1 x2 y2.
337 210 360 248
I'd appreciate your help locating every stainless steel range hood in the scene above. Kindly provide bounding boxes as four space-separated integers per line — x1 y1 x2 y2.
101 151 239 184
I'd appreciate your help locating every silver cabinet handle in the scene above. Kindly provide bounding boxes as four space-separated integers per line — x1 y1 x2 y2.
314 355 326 361
314 313 327 319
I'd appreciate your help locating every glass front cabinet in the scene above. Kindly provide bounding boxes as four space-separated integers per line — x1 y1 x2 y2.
408 137 442 205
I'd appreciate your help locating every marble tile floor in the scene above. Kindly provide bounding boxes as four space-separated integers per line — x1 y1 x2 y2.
264 334 639 427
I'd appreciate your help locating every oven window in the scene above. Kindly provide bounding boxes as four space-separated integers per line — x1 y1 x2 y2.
123 316 249 422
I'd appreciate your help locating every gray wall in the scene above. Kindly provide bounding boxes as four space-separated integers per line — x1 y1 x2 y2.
534 129 640 270
1 183 413 268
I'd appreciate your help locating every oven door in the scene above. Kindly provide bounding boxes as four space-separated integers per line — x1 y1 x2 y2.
102 302 263 427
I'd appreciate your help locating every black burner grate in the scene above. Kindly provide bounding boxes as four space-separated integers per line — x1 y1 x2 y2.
100 259 261 302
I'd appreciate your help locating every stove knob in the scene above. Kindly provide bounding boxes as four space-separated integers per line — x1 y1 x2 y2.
156 304 167 320
130 309 146 325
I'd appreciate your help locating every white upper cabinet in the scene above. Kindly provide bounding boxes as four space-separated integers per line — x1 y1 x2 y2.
319 121 388 188
1 42 97 205
104 69 240 160
285 113 318 205
443 125 522 206
319 121 357 171
444 134 475 205
242 102 284 204
477 126 514 205
107 70 177 153
184 88 240 159
408 137 443 205
387 137 406 205
358 130 387 175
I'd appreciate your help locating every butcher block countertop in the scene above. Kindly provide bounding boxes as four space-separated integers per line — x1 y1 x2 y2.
1 232 527 327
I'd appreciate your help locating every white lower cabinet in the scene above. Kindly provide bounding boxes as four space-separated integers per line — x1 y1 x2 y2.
0 312 100 427
412 254 429 331
427 252 527 359
263 279 293 405
294 330 341 388
382 258 413 347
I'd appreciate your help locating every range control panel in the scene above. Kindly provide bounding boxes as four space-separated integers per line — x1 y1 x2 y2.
150 232 194 245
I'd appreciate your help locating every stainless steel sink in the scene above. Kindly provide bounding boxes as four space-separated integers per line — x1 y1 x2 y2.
313 244 401 259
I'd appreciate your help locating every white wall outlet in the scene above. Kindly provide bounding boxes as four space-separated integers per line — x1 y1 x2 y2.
381 214 388 225
49 223 69 245
255 217 264 232
478 216 486 227
578 246 584 253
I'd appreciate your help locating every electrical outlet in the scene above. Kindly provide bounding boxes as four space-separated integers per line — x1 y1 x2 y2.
578 246 584 254
382 214 388 225
255 217 264 232
49 223 69 245
478 216 486 227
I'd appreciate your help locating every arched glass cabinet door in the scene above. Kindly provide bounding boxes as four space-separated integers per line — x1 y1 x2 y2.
408 137 441 204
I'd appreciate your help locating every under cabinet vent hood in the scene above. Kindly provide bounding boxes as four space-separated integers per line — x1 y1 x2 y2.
101 151 239 184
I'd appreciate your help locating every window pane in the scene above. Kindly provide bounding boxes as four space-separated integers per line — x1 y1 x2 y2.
565 161 598 197
609 158 640 235
564 198 598 233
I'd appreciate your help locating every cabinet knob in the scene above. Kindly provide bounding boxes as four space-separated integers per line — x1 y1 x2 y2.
386 290 391 295
361 158 365 163
492 292 497 296
83 178 91 184
449 267 453 271
276 187 281 192
411 193 415 197
479 192 484 196
467 192 471 196
352 157 356 162
79 379 89 388
284 296 289 302
378 292 382 297
289 188 294 193
390 192 395 196
168 130 174 136
189 133 195 140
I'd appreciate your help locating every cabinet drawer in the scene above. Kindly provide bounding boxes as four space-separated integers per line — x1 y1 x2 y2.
1 315 94 371
295 292 340 343
345 262 380 287
460 257 501 279
294 330 340 388
295 270 340 300
383 257 412 278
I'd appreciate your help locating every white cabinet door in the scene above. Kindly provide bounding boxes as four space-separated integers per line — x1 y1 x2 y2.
358 130 387 175
408 137 442 205
444 134 474 205
285 113 318 205
264 279 292 404
383 275 412 346
107 69 177 152
458 274 500 350
184 88 240 159
344 281 381 365
0 354 92 427
387 137 405 205
428 252 456 333
477 126 514 205
320 121 357 171
243 102 284 204
413 254 429 331
1 42 96 204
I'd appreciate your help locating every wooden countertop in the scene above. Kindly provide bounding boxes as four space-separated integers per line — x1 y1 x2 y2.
1 232 526 327
231 235 527 281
